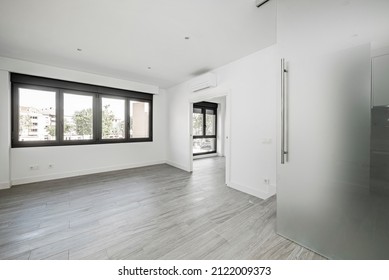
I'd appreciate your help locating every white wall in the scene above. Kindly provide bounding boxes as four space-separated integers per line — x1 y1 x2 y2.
0 57 167 186
0 57 158 94
165 84 191 171
166 45 277 199
210 96 226 157
0 71 10 189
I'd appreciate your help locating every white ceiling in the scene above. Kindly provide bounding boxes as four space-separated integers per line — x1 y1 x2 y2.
0 0 277 88
277 0 389 54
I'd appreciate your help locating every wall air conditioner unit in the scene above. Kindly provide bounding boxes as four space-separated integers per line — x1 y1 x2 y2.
190 73 217 92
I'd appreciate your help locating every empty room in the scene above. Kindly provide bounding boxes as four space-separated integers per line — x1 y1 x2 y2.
1 0 389 269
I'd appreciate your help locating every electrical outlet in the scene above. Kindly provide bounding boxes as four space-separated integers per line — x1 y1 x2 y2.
48 164 54 169
29 165 39 171
264 178 270 185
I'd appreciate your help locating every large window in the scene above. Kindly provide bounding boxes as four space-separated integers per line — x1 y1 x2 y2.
12 74 153 147
192 102 218 155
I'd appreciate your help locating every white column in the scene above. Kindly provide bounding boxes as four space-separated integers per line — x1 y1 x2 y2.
0 70 10 189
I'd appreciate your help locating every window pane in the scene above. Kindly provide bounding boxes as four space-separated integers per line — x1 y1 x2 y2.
206 109 216 136
193 111 204 136
193 138 216 154
102 97 125 139
19 88 56 141
64 93 93 140
129 100 150 138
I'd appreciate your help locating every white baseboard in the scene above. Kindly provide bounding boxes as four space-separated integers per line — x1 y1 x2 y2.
0 181 11 190
11 160 166 186
166 160 191 172
229 181 276 200
193 153 218 160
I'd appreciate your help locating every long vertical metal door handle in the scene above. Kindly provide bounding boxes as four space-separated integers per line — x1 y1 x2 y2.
281 58 288 164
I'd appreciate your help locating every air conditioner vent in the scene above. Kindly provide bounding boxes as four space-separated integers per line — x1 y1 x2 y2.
189 73 217 92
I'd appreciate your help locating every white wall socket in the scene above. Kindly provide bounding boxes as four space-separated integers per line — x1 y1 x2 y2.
264 178 270 185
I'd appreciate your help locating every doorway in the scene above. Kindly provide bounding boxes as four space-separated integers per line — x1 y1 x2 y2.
192 101 218 156
188 90 231 186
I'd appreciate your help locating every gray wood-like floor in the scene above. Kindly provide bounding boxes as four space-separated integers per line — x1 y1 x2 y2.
0 157 325 260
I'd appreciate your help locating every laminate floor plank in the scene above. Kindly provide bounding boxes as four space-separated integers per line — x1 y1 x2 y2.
158 230 230 260
43 250 69 260
0 157 324 260
5 250 31 260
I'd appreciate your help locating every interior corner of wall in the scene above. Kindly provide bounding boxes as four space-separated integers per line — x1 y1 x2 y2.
166 160 191 173
0 181 11 190
229 181 275 200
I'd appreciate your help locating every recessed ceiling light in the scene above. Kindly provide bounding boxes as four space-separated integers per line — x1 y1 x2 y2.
184 36 190 40
77 48 82 52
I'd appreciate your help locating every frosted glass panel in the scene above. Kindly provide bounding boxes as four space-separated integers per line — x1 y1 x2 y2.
372 54 389 106
277 45 389 259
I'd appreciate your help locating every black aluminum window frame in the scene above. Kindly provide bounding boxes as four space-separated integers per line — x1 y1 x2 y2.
11 73 153 148
193 101 218 156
